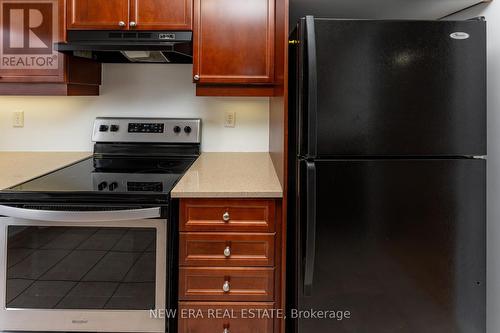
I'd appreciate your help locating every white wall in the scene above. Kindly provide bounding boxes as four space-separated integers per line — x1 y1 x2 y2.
0 64 270 152
445 3 499 332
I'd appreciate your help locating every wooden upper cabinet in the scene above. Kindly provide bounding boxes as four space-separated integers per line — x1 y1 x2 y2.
193 0 275 84
68 0 191 30
131 0 192 30
68 0 129 29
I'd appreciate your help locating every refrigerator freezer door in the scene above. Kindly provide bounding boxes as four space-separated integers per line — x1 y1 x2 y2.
296 18 486 158
295 158 486 333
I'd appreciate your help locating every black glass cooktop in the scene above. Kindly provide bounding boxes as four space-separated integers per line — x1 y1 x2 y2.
0 156 196 205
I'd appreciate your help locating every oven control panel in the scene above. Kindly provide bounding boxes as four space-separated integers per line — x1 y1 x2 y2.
92 173 179 193
92 117 201 143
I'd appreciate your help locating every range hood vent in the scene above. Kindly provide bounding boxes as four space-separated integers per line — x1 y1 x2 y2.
55 30 193 64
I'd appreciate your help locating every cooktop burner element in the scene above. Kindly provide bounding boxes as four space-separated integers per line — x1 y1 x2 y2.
0 117 201 206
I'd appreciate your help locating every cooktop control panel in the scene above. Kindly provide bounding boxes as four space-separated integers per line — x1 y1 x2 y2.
92 173 180 193
92 117 201 143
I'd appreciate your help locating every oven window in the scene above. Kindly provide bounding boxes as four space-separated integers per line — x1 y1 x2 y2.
5 226 157 310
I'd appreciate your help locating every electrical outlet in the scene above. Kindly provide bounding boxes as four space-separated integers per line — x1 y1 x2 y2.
13 111 24 128
224 111 236 128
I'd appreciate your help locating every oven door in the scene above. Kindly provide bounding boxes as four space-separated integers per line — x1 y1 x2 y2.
0 206 167 333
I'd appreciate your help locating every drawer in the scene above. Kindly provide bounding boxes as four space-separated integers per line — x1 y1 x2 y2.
178 302 274 333
179 267 274 301
180 232 275 267
180 199 276 232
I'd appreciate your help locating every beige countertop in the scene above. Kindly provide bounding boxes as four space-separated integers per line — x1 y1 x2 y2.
171 152 283 198
0 152 91 190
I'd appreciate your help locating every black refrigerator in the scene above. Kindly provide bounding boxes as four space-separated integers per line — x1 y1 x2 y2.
287 17 487 333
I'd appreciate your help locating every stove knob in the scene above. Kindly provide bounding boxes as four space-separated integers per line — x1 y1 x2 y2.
98 181 108 191
99 125 109 132
110 125 119 132
173 126 181 133
184 126 192 134
109 182 118 191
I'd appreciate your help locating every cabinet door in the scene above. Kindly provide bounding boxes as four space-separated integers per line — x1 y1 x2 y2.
178 302 274 333
68 0 129 29
130 0 191 30
193 0 275 84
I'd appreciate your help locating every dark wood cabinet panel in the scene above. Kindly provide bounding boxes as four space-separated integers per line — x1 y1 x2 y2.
130 0 191 30
179 267 275 302
68 0 191 30
180 199 276 233
195 84 277 97
178 302 275 333
180 232 275 267
68 0 129 29
0 55 101 95
177 198 283 332
193 0 275 84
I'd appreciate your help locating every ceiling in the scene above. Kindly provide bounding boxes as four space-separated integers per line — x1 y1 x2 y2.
290 0 485 29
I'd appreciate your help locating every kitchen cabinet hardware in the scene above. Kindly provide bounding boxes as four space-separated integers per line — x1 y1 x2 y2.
118 21 126 27
222 281 230 293
223 211 230 222
129 21 137 27
223 328 229 333
224 246 231 257
194 75 200 81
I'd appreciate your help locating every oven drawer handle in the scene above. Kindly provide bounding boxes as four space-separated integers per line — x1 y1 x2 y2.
0 205 162 222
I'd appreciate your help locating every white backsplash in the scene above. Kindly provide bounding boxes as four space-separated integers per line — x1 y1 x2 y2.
0 64 270 152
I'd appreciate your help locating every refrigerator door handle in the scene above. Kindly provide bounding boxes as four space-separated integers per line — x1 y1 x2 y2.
303 160 317 296
305 15 318 158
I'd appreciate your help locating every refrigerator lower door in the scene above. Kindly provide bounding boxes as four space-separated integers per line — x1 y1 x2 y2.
295 158 486 333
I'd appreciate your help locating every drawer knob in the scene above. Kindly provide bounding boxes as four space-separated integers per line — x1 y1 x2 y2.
222 280 230 292
194 74 200 81
224 246 231 257
223 329 229 333
222 212 230 222
118 21 126 27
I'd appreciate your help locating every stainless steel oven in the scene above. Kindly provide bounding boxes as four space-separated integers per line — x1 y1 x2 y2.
0 117 202 332
0 206 167 332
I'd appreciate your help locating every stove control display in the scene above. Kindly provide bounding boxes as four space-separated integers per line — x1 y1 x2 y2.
127 182 163 192
128 123 164 133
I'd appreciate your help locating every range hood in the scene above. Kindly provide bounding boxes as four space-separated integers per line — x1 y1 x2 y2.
56 30 192 63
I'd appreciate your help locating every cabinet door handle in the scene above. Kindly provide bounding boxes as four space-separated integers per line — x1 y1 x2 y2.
222 281 230 292
222 211 230 222
118 21 126 27
193 74 200 81
129 21 137 27
223 329 229 333
224 246 231 257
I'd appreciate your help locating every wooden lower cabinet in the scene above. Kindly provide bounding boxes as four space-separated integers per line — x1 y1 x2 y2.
179 267 274 302
178 302 275 333
179 232 275 267
178 198 282 333
180 199 276 233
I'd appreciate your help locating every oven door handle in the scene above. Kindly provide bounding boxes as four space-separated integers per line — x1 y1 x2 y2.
0 205 161 222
